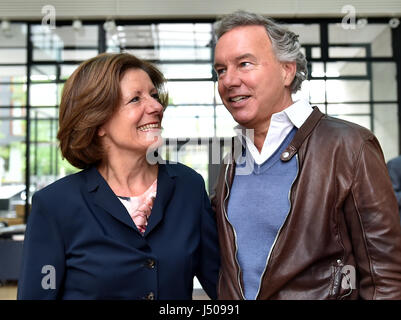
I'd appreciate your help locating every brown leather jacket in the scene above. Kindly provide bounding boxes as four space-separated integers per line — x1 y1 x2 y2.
211 108 401 300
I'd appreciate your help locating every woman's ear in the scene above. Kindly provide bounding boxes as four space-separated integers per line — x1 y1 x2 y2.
97 126 106 137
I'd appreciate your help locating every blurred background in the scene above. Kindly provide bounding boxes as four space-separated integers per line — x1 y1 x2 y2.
0 0 400 299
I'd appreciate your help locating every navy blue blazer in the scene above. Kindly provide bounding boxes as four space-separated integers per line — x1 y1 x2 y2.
17 162 220 300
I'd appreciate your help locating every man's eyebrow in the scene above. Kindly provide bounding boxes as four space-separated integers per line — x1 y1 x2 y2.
214 53 258 69
235 53 257 61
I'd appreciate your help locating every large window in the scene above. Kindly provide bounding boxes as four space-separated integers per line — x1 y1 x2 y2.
0 19 400 223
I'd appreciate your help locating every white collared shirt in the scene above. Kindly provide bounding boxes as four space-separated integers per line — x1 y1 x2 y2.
235 99 314 165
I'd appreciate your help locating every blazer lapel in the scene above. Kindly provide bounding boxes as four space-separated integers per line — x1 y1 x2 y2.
85 167 136 231
144 163 176 236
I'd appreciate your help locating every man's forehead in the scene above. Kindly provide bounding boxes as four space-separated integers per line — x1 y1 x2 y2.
214 25 272 62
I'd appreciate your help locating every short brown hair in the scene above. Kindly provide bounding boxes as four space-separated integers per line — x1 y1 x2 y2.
57 52 168 169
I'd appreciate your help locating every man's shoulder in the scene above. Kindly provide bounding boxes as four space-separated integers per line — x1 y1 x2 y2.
314 114 375 142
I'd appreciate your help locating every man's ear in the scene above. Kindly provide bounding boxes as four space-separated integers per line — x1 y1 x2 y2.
282 61 297 87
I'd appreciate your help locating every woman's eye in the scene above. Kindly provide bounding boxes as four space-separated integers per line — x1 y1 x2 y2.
129 96 140 103
151 93 160 101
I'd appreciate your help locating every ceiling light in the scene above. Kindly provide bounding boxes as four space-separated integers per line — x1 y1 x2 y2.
1 20 12 37
389 18 400 29
356 18 368 28
72 19 83 31
103 20 116 33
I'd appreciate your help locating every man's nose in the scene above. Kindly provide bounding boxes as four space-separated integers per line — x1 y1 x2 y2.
221 68 241 89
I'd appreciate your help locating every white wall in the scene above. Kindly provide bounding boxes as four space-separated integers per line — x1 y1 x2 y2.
0 0 400 19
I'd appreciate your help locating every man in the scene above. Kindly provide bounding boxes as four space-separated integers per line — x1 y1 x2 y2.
211 10 401 300
387 155 401 223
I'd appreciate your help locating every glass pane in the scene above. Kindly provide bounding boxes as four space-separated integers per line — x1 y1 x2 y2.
0 48 27 63
58 153 79 177
157 63 213 79
159 47 211 61
31 107 58 120
60 65 79 80
162 105 214 138
33 49 98 61
31 25 98 62
157 23 212 47
327 104 370 115
312 47 321 58
292 80 313 102
309 80 326 103
314 104 326 114
0 120 26 186
57 83 64 105
161 140 209 185
31 65 57 82
114 23 212 61
109 25 154 48
30 84 58 106
176 143 209 185
326 80 370 103
30 143 57 176
31 25 98 47
326 62 367 77
0 106 26 190
0 66 26 83
62 49 98 61
215 83 222 105
329 23 392 57
329 47 366 58
372 62 397 101
124 48 158 60
311 63 325 77
166 81 214 105
286 24 320 44
0 23 27 47
373 104 398 161
216 105 237 137
0 84 26 106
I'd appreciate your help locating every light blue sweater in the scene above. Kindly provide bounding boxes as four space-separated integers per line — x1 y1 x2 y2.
227 128 298 299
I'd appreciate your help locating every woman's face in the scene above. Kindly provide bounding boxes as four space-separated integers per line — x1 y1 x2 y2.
98 68 164 158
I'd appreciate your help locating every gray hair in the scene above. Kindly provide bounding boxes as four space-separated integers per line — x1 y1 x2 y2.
214 10 308 93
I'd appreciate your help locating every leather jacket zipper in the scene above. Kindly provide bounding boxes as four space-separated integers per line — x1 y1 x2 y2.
223 163 246 300
255 154 300 299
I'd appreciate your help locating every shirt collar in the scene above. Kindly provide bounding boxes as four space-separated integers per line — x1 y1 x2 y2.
234 99 313 135
283 99 314 129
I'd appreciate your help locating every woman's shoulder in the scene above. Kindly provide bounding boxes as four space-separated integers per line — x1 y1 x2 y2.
33 169 86 200
163 161 204 182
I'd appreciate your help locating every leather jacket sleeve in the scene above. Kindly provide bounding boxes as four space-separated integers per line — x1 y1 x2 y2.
344 135 401 299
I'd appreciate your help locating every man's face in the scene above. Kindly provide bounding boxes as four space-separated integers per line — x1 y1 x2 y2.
214 25 295 131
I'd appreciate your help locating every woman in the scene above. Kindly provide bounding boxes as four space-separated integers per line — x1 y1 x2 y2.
17 53 220 300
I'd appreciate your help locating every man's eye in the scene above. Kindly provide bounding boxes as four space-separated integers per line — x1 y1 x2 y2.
240 62 251 67
216 69 226 76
